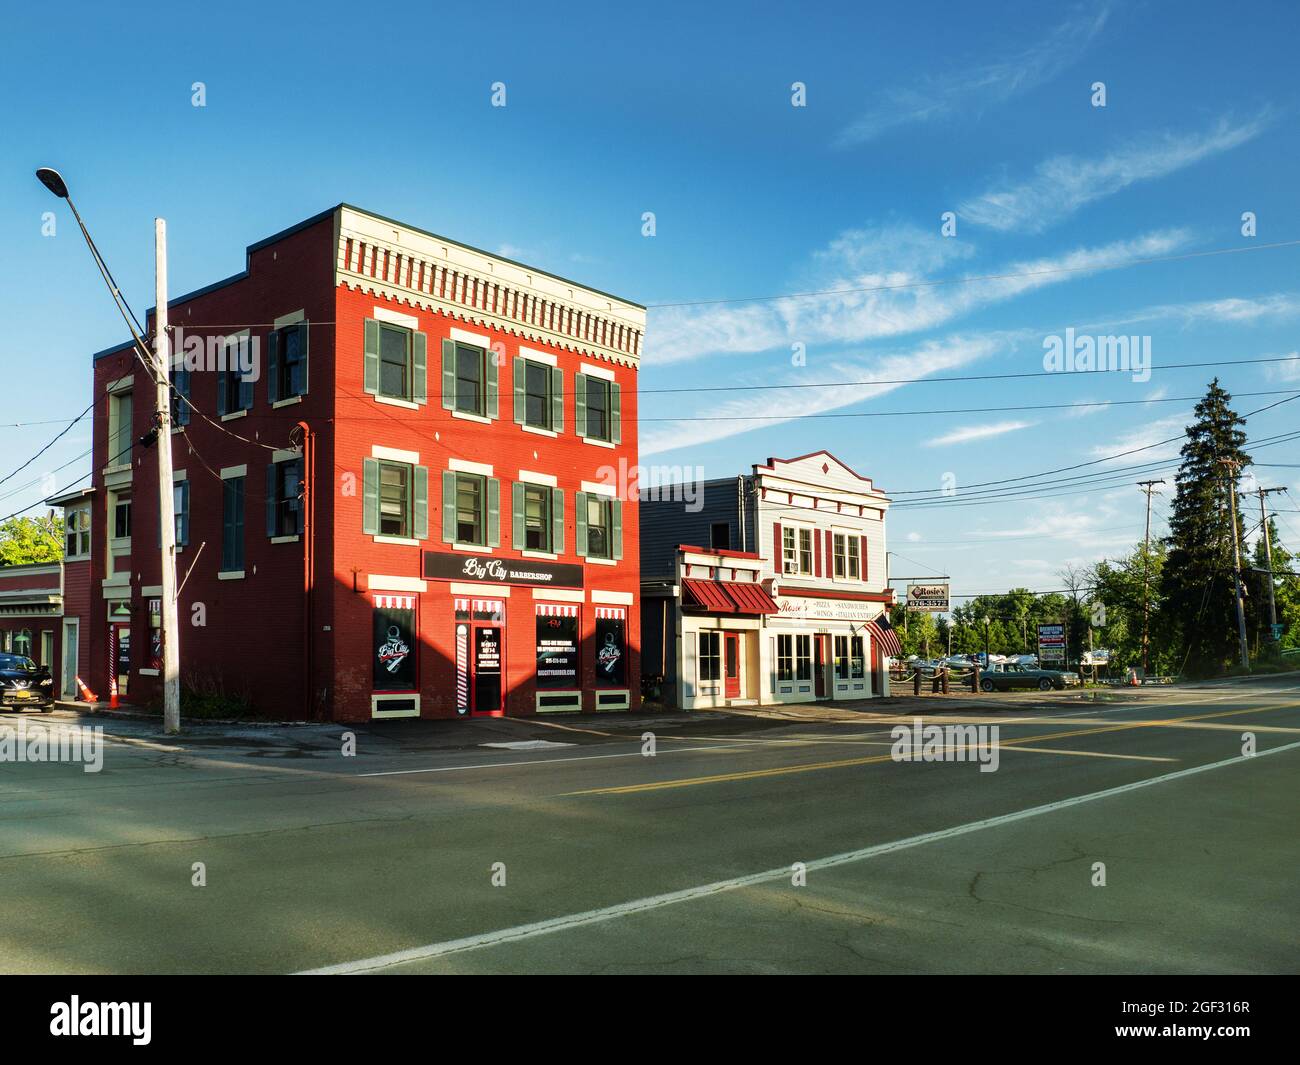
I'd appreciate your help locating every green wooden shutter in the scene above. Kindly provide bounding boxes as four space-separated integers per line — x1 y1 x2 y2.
574 374 587 438
412 332 428 405
610 381 622 444
179 480 190 545
551 367 564 433
216 370 228 416
513 357 525 424
239 371 253 412
512 481 525 549
413 465 428 540
441 339 455 410
362 458 379 535
486 349 499 419
487 477 500 546
575 490 588 556
363 320 380 395
266 463 277 537
442 471 456 542
267 329 281 404
551 487 564 554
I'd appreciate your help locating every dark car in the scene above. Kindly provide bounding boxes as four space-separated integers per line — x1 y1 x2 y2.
0 653 55 711
977 663 1080 692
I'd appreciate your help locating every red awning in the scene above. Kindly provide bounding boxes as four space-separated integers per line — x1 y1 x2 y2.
681 578 737 613
723 582 780 615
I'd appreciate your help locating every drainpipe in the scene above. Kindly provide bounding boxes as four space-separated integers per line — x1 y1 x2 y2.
737 475 746 552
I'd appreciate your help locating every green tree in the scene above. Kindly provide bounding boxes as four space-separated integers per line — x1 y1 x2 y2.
0 514 63 566
1156 379 1251 677
1251 516 1299 652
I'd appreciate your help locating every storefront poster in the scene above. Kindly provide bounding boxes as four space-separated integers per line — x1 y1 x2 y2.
536 614 579 689
595 617 626 685
373 604 416 691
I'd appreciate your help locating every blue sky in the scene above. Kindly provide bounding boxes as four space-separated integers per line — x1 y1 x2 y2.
3 0 1298 597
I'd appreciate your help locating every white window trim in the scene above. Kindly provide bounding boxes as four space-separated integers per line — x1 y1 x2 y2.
450 458 493 477
581 480 617 497
271 448 302 464
374 535 420 547
586 556 617 566
451 326 491 348
521 424 558 439
272 395 303 409
452 582 510 597
273 309 306 329
581 436 615 450
376 395 420 411
522 550 558 561
218 570 246 580
518 469 557 487
107 375 134 393
373 306 419 330
372 693 420 719
531 587 579 602
270 535 300 545
220 409 247 422
372 444 420 465
452 409 492 425
370 575 428 593
220 464 248 480
518 346 558 366
579 363 615 381
451 542 494 554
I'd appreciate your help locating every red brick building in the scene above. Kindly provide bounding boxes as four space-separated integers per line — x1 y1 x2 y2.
71 205 645 722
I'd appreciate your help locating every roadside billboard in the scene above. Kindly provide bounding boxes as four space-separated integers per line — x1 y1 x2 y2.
1037 623 1066 664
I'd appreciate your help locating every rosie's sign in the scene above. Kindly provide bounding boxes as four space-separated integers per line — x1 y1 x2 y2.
423 551 584 589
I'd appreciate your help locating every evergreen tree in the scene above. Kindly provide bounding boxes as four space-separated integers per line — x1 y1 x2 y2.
1157 379 1251 676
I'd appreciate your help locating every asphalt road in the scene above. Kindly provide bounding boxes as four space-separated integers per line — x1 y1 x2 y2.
1 677 1297 974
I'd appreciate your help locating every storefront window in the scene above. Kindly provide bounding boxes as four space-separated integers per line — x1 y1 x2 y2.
834 634 850 680
699 631 721 682
149 599 162 671
795 634 812 681
851 635 865 679
777 634 794 682
373 598 417 691
594 611 626 685
536 606 579 689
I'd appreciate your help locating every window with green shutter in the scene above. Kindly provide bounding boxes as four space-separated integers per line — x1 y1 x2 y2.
579 374 621 443
362 459 428 540
365 320 427 404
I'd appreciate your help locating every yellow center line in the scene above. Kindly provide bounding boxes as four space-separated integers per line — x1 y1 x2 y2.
565 702 1289 796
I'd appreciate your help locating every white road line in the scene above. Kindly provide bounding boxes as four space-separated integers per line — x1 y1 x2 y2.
300 739 1300 975
356 744 735 778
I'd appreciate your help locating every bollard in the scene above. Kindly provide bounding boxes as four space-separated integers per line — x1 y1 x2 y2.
941 668 950 695
913 671 922 696
931 671 940 693
972 664 980 692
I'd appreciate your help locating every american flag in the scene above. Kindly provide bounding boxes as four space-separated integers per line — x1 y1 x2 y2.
867 613 903 659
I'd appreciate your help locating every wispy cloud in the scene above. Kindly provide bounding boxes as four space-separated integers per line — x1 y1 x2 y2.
1089 413 1189 466
833 4 1110 147
1265 351 1300 381
640 334 1001 456
645 225 1191 365
960 113 1273 233
923 420 1036 448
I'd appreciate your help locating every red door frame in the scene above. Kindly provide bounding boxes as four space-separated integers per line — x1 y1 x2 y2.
470 622 505 717
723 632 740 699
814 634 828 698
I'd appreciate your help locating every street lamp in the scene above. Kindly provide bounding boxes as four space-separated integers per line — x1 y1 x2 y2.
982 615 991 667
37 168 181 734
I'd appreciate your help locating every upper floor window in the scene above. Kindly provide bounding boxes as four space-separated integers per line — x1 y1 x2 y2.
64 507 91 559
170 364 190 427
710 522 731 550
782 526 813 575
513 358 563 432
361 458 429 541
576 372 621 444
107 389 132 468
512 482 564 554
438 339 497 419
221 476 245 572
833 533 861 580
268 321 309 403
441 471 500 547
113 493 132 540
363 319 428 405
266 459 303 538
576 491 622 561
173 479 190 547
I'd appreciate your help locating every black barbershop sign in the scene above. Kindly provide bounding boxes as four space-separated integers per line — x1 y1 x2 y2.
423 551 584 589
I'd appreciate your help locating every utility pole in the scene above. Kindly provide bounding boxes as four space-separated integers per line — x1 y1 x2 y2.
1256 486 1285 640
155 220 181 733
1219 459 1250 671
1137 479 1164 678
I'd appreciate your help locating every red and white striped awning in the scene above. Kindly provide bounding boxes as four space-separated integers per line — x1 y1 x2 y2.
473 599 504 614
595 606 626 619
454 598 470 612
536 602 579 617
374 594 415 610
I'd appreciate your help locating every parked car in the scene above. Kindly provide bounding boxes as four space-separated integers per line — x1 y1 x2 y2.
978 663 1080 692
0 653 55 711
